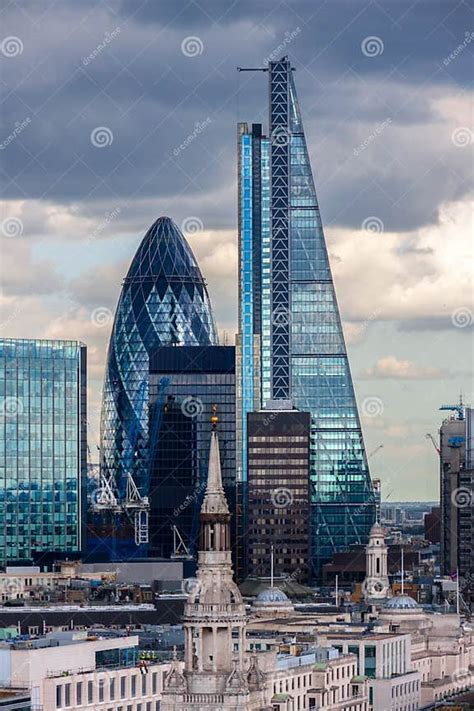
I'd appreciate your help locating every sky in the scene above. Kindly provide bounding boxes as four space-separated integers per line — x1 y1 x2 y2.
0 0 472 501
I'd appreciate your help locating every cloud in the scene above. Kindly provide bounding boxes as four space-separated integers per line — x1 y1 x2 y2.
362 355 444 380
330 197 473 330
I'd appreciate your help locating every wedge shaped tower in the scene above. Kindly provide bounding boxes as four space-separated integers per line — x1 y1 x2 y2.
237 58 375 576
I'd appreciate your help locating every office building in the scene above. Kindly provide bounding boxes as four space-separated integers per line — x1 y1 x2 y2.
237 57 375 577
98 216 218 559
148 345 236 561
0 338 86 564
246 404 311 581
0 631 171 711
439 404 472 578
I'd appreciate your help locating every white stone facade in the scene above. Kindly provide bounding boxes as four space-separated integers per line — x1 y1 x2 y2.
0 633 173 711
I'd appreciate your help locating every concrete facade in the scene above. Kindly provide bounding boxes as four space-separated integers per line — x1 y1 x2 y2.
0 632 173 711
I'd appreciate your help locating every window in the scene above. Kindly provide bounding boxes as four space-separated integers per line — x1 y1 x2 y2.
64 683 71 707
120 676 126 699
56 685 62 708
142 673 147 695
152 673 157 694
98 678 105 702
76 682 82 706
87 681 93 704
131 675 137 697
110 677 115 700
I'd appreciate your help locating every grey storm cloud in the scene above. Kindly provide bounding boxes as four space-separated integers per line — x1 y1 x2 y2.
1 0 472 233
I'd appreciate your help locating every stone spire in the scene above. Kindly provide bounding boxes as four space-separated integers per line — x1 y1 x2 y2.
161 408 267 710
200 426 229 516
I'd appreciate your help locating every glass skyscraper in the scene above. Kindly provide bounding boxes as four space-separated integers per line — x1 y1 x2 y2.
0 338 87 564
98 216 218 558
148 345 235 563
237 57 375 576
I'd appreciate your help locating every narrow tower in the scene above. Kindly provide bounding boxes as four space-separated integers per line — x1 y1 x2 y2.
363 522 390 602
161 410 266 710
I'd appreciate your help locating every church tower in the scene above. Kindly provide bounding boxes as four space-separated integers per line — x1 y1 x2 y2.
363 522 391 603
161 411 267 710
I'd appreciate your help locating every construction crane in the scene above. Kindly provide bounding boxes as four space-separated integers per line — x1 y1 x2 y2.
93 380 150 550
170 525 193 561
425 433 441 456
440 395 464 420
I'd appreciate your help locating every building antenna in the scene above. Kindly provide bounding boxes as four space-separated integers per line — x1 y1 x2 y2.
401 547 404 595
270 543 274 589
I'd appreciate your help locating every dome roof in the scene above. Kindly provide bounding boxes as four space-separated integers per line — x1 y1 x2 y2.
369 522 385 537
384 594 419 610
256 587 289 603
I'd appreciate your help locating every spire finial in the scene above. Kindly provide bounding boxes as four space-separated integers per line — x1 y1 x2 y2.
211 403 218 431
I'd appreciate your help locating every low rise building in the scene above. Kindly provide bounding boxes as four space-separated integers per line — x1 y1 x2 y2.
0 631 174 711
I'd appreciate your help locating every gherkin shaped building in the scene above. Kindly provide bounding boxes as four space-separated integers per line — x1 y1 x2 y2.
97 217 218 557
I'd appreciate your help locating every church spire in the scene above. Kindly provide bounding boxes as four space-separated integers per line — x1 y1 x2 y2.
200 407 229 516
199 406 231 553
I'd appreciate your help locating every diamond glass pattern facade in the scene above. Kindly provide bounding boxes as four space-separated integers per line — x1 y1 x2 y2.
237 58 375 577
99 216 218 557
0 338 86 564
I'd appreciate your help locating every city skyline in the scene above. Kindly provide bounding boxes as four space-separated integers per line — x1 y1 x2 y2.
1 0 472 502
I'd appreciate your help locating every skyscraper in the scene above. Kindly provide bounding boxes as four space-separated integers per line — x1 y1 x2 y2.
148 345 236 561
0 338 87 564
237 57 375 576
247 405 311 582
98 216 218 558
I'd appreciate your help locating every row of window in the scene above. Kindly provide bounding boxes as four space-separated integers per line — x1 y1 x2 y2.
56 670 161 708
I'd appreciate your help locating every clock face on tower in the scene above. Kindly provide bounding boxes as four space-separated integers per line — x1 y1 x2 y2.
363 577 389 598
